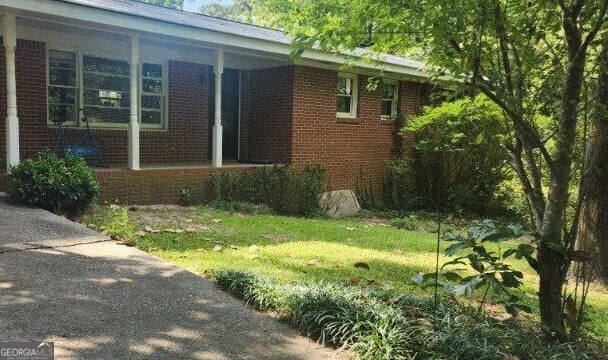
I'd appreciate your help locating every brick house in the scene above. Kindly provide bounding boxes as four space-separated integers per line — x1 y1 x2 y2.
0 0 433 204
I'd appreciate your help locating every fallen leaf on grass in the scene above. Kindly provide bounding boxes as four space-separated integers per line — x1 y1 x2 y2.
349 277 361 286
195 248 207 253
229 245 239 250
144 226 159 233
212 245 223 252
366 278 375 285
345 227 356 231
135 231 147 237
249 245 259 252
307 259 320 266
354 262 370 270
334 263 343 268
185 227 197 233
184 218 194 223
211 219 222 224
393 249 404 254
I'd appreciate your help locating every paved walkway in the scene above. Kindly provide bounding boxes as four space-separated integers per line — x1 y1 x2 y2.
0 197 342 359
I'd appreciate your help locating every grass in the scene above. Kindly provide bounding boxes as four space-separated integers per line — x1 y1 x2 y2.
82 204 608 345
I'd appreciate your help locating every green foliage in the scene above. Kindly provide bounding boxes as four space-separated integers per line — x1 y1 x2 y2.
138 0 183 9
413 220 535 316
179 187 192 207
8 150 100 214
210 165 326 216
215 269 596 359
210 200 273 215
381 157 416 210
403 95 513 214
105 205 136 246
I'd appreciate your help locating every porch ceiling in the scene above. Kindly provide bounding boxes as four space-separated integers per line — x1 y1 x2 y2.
3 12 290 71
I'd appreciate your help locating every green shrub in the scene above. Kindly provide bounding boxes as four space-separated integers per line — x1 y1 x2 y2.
214 269 599 360
210 165 326 216
8 150 100 214
402 94 514 214
105 206 136 245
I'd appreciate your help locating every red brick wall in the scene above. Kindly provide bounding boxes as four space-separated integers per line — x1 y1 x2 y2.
289 66 432 194
0 39 211 168
240 66 292 163
95 166 262 205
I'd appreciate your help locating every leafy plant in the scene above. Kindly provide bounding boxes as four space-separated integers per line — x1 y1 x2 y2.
413 220 535 316
214 269 597 359
210 165 326 216
402 95 514 214
105 205 136 246
8 149 100 215
179 187 192 206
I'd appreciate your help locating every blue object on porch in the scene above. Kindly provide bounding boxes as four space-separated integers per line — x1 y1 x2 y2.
62 110 106 167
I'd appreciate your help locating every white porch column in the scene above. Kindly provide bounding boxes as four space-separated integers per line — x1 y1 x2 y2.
212 49 224 167
3 14 19 170
128 35 140 170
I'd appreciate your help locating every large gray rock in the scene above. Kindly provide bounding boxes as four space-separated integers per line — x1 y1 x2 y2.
320 190 361 218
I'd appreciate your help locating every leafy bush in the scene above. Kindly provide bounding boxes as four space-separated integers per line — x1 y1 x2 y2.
214 269 598 360
105 205 136 245
401 94 514 214
8 150 100 214
210 165 326 216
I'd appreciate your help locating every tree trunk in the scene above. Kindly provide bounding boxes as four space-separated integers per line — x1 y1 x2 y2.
537 23 588 337
580 40 608 282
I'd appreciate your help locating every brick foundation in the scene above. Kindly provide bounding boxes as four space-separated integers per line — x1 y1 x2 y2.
94 166 260 205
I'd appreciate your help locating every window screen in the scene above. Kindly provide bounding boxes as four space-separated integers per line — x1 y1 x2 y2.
381 80 397 118
82 55 130 125
48 50 78 124
141 63 165 127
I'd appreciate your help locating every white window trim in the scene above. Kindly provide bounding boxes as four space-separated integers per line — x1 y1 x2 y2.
81 52 131 129
46 48 168 130
46 46 80 127
139 60 168 130
381 79 399 120
337 73 358 119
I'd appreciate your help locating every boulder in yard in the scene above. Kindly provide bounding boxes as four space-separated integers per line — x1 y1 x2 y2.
320 189 361 218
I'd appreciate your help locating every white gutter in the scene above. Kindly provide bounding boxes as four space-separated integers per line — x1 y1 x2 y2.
0 0 429 79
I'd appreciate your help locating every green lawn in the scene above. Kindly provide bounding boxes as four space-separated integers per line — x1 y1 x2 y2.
83 205 608 342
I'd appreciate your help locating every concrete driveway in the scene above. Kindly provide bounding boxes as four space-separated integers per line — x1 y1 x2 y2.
0 197 342 359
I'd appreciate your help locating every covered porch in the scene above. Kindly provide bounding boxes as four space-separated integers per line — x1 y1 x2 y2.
0 7 294 175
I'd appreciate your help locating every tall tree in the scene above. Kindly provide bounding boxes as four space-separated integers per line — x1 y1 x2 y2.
580 39 608 282
139 0 184 9
198 0 254 23
259 0 608 338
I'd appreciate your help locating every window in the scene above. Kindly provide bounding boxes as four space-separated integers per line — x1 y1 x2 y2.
141 63 165 127
337 73 357 118
381 80 398 119
83 55 131 126
47 50 78 125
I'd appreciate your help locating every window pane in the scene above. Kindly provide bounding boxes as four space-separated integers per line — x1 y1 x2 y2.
142 79 163 94
142 110 162 125
84 89 130 108
49 50 76 69
381 100 393 116
143 63 162 78
83 56 129 76
49 68 77 87
48 87 76 105
49 104 77 124
85 106 130 124
338 77 352 96
84 73 130 92
382 83 395 99
337 96 351 113
142 95 161 109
